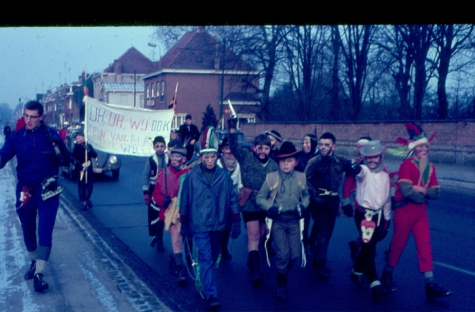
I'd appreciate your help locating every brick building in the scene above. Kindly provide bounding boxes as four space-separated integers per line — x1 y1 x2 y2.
92 47 154 108
143 26 260 130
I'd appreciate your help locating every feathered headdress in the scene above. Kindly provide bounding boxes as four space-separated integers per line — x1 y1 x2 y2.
387 122 436 159
199 126 218 154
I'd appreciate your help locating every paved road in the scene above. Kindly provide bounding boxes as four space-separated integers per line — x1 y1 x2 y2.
0 157 176 312
58 154 475 311
2 135 474 311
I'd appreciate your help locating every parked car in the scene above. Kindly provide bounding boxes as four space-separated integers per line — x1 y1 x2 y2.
61 130 121 180
215 130 252 150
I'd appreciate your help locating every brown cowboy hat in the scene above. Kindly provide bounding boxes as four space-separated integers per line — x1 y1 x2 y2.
274 141 301 159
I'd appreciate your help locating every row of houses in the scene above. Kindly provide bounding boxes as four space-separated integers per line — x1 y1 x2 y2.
14 26 261 130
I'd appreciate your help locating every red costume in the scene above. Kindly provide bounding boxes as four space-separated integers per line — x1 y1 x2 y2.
388 157 439 272
152 164 190 221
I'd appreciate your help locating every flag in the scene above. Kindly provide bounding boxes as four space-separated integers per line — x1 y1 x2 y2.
83 73 90 96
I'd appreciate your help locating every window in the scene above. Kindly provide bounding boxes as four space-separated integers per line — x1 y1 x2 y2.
146 83 150 98
161 81 165 102
156 82 159 97
237 114 256 124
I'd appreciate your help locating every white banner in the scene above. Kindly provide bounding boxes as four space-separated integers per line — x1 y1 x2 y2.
84 96 174 157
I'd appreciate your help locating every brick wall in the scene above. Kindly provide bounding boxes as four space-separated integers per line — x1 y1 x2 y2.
240 121 475 166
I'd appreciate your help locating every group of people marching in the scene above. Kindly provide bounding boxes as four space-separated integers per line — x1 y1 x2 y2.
140 115 451 310
0 102 451 311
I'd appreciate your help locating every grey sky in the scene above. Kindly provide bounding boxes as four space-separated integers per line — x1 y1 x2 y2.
0 26 161 109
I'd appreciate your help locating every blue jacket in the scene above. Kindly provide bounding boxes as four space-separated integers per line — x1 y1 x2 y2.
0 123 68 187
179 164 239 233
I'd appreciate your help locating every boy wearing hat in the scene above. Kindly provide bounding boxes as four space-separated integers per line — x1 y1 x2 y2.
72 131 97 211
349 140 391 301
266 130 283 159
179 126 241 311
142 136 168 251
256 141 310 301
152 142 190 285
382 123 451 298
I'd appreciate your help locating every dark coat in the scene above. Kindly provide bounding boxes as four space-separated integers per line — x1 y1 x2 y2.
0 123 68 187
179 164 239 233
229 132 279 213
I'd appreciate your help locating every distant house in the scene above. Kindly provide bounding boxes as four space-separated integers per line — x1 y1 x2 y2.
92 47 154 108
143 26 260 130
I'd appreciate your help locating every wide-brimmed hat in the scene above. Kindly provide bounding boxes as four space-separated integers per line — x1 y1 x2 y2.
359 140 386 157
274 141 301 159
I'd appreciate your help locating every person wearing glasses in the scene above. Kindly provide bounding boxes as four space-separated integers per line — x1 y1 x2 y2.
0 101 69 293
304 132 361 280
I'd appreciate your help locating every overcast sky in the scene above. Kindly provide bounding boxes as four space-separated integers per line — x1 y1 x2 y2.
0 26 162 109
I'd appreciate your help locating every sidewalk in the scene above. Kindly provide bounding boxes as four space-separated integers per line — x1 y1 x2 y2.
0 158 175 312
383 158 475 189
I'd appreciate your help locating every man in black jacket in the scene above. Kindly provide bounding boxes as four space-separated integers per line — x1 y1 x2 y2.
179 114 200 160
305 132 360 280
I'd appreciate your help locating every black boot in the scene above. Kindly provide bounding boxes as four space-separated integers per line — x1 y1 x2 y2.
174 253 186 285
276 273 288 301
248 251 262 286
24 260 36 280
169 253 177 275
155 220 165 252
33 273 49 292
381 266 397 292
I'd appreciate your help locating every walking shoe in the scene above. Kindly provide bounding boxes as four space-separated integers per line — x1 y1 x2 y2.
350 272 367 288
81 202 88 211
371 284 387 301
177 266 186 285
425 283 452 298
33 273 49 292
207 297 220 311
24 261 36 280
87 200 93 209
381 269 397 292
348 241 359 262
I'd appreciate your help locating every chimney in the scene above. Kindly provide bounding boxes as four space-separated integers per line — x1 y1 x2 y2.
114 60 122 74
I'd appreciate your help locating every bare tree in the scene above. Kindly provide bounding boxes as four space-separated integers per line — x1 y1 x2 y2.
431 24 474 119
336 25 375 120
282 25 331 121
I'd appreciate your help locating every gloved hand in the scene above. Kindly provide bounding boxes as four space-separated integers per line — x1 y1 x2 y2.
342 204 354 217
163 196 172 208
143 193 150 205
267 206 280 220
231 220 241 239
376 219 390 241
351 162 362 176
227 118 238 130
